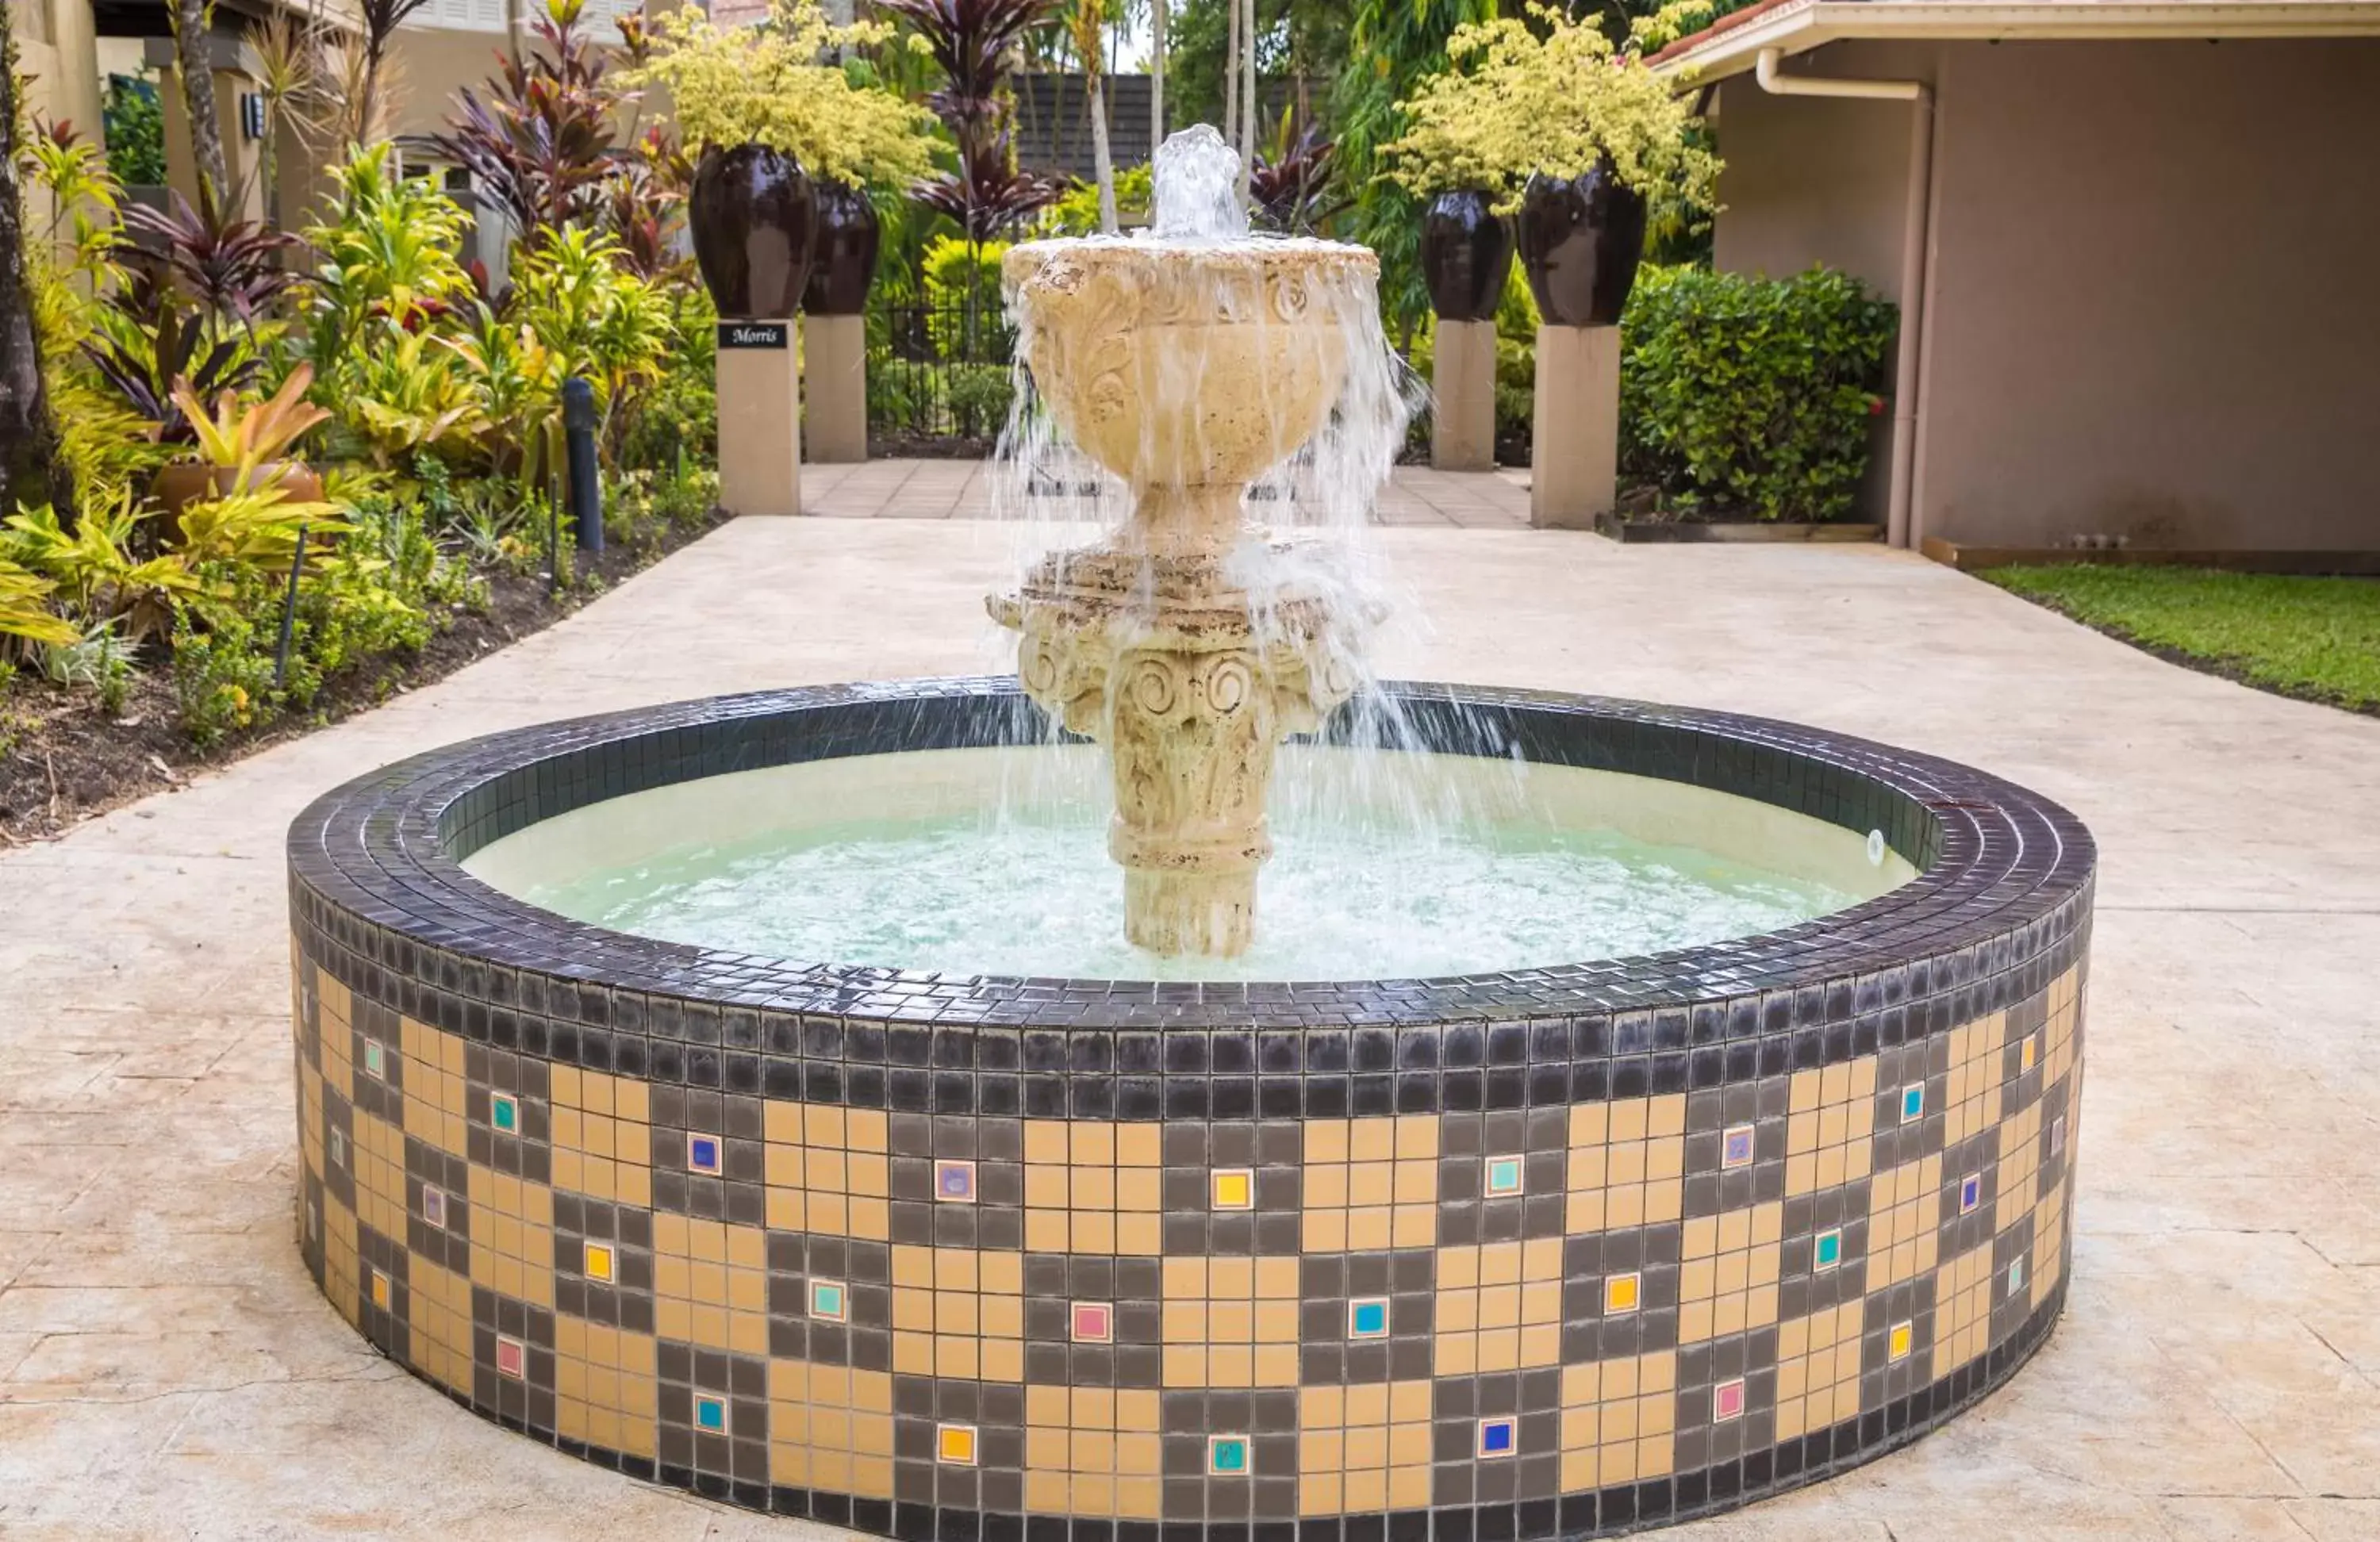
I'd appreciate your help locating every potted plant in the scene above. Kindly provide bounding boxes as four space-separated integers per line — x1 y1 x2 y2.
1418 188 1514 324
803 179 881 318
624 0 939 319
168 365 333 519
1384 6 1718 327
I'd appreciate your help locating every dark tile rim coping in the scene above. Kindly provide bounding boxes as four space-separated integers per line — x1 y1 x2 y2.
286 677 2095 1030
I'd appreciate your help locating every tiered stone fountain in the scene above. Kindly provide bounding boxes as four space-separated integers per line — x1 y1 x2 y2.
990 128 1372 957
287 124 2095 1542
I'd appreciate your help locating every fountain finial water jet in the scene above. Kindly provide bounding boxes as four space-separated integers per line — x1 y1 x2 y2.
989 128 1390 957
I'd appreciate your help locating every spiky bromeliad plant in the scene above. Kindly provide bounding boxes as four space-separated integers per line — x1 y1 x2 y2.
1381 5 1719 224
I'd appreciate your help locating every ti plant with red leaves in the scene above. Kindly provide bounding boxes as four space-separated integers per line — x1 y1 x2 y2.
123 192 302 330
428 0 635 246
911 137 1066 243
79 264 260 444
880 0 1068 240
603 126 693 282
878 0 1063 141
1249 114 1349 236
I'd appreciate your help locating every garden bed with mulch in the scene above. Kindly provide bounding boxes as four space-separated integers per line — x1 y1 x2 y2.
0 509 731 845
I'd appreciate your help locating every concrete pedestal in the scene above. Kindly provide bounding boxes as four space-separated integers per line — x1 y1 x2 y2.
1530 324 1621 529
1430 318 1499 471
803 312 868 464
716 320 803 516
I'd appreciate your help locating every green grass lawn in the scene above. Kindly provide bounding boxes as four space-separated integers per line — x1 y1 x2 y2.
1982 565 2380 712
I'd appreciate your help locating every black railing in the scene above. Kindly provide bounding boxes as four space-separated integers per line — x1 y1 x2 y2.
867 301 1019 447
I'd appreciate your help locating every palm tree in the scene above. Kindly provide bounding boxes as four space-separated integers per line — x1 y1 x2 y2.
1150 0 1166 158
1069 0 1117 232
0 5 66 516
167 0 230 215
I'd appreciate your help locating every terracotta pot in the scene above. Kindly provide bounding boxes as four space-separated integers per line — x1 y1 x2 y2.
689 144 818 320
801 180 881 316
1418 189 1514 324
150 459 328 544
1514 165 1649 328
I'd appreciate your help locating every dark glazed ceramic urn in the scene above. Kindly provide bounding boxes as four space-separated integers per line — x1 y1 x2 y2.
1418 189 1514 323
689 144 818 320
1515 164 1649 328
800 180 881 316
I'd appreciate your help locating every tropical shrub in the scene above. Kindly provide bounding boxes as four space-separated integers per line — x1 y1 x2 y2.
102 75 167 186
946 363 1015 439
1618 265 1897 522
922 235 1012 359
1044 165 1152 237
303 144 474 374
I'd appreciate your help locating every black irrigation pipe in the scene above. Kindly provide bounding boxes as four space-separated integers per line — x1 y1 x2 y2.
272 523 308 692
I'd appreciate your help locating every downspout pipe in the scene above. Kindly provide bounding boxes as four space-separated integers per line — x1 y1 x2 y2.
1754 47 1935 550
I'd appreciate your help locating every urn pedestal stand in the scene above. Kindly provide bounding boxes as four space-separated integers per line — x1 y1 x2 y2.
716 322 804 517
1530 324 1620 529
1431 319 1499 473
803 314 868 465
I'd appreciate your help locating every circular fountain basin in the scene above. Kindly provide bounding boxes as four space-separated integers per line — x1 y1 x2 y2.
286 678 2093 1537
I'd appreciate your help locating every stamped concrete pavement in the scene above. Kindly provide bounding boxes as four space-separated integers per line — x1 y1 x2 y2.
2 489 2377 1540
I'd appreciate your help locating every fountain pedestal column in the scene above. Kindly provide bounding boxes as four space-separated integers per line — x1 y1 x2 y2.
988 143 1384 958
994 497 1355 957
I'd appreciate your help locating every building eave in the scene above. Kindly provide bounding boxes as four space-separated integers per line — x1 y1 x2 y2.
1649 2 2380 84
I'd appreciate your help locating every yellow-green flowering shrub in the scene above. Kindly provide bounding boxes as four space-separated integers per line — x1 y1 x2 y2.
1384 4 1719 221
620 0 939 187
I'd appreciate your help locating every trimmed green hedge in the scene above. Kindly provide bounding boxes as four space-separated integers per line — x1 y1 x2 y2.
1619 265 1898 522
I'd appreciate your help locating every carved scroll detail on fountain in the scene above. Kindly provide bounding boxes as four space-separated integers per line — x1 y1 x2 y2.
988 164 1380 957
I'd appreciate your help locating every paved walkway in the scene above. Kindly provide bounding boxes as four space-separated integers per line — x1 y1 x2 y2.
804 460 1535 527
4 493 2379 1540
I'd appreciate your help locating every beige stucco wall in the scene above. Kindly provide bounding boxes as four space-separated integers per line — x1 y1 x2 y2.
1917 39 2380 551
1713 41 1934 302
10 0 103 157
1714 37 2380 551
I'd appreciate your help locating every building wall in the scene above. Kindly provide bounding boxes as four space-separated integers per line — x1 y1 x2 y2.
1712 41 1934 303
1916 38 2380 551
1714 36 2380 551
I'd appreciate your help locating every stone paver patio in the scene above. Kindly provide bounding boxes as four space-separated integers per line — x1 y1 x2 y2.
3 466 2378 1540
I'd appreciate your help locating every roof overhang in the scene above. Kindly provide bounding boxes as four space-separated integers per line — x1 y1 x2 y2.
1649 2 2380 84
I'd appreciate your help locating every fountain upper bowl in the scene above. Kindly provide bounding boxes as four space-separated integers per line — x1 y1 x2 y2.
1003 238 1380 491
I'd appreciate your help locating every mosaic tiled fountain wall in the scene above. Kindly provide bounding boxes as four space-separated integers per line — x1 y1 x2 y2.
287 681 2092 1539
